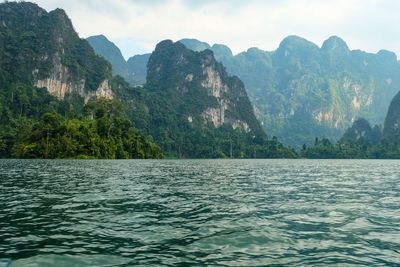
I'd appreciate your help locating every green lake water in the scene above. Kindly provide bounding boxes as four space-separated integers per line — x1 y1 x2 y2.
1 159 400 266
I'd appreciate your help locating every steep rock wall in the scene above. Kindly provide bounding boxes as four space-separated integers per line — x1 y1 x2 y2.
34 55 114 102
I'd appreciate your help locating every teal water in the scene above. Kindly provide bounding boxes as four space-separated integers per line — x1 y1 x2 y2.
1 159 400 266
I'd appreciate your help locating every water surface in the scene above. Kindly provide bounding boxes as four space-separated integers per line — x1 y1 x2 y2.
1 159 400 266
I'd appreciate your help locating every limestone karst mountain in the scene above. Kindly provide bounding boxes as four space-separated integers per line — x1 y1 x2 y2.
0 2 164 159
0 2 115 102
118 40 297 158
105 37 399 147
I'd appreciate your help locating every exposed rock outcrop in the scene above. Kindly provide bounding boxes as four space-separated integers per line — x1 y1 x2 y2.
146 40 263 135
0 2 114 103
34 54 114 102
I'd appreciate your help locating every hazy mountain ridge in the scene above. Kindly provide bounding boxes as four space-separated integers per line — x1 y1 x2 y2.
86 35 150 86
126 53 150 85
342 118 381 145
174 36 400 147
86 35 130 81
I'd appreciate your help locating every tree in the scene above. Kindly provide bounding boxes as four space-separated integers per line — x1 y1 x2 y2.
84 97 127 119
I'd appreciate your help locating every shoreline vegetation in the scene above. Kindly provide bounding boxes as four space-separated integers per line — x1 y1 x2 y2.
2 98 164 159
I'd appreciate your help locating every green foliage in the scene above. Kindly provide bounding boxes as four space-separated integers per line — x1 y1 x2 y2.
84 97 127 119
301 131 400 159
0 2 111 92
11 112 163 159
0 80 162 159
301 137 372 159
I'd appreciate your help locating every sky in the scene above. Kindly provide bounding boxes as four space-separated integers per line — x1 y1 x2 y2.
21 0 400 60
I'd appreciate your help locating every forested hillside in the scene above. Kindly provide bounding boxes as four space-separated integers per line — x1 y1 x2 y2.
0 2 163 158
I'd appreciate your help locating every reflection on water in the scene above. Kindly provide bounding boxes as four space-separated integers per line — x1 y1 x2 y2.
1 159 400 266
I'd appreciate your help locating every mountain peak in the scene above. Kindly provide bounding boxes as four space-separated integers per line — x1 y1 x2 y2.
1 1 43 15
86 34 129 80
178 38 211 52
321 36 349 53
211 44 233 60
146 39 264 136
155 39 174 48
377 49 397 63
87 34 108 42
278 35 319 50
152 40 188 57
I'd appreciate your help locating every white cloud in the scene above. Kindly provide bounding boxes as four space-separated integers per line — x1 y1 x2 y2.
26 0 400 59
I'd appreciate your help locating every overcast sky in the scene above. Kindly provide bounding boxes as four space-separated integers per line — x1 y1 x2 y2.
23 0 400 59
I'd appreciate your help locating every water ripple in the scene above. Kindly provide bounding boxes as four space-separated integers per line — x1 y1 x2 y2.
1 159 400 266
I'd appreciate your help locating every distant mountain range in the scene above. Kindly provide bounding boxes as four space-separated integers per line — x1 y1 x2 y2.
88 35 400 147
1 2 296 158
87 35 149 86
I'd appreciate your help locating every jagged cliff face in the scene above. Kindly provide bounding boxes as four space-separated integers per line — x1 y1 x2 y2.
0 2 114 103
146 40 262 134
198 52 250 131
33 53 113 102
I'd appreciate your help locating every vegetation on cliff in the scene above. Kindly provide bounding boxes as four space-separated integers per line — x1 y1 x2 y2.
171 37 400 148
0 2 163 159
115 41 298 158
